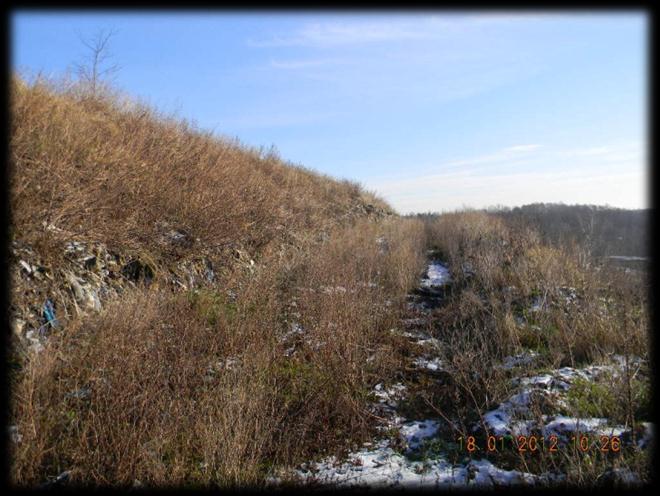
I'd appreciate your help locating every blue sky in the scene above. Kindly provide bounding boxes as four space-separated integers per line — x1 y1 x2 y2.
12 11 648 213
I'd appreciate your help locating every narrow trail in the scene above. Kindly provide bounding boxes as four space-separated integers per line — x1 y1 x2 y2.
274 251 652 489
284 252 548 488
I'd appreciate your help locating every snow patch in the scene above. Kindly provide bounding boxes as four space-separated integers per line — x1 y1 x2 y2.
420 262 451 288
400 420 440 450
412 357 444 372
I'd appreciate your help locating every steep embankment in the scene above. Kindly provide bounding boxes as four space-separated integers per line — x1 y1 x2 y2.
9 78 428 487
9 77 392 344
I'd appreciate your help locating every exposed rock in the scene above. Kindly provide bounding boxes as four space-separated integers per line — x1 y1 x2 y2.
11 318 26 337
66 387 92 400
8 425 22 443
121 259 154 285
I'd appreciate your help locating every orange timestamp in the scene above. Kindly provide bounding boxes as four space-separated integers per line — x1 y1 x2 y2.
458 434 623 454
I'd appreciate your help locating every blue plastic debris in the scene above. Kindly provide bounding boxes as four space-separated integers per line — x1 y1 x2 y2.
42 299 60 330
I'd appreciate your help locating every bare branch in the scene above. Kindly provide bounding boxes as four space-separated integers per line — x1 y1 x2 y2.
74 28 120 96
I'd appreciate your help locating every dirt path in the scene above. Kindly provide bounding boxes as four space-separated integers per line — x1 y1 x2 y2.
275 255 548 488
272 253 651 489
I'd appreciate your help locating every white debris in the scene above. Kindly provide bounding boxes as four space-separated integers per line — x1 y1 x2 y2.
8 425 22 443
25 330 44 353
11 318 26 336
320 285 348 295
19 260 34 274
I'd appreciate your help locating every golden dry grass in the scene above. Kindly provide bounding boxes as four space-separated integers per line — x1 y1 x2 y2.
10 75 391 261
9 74 427 487
10 217 427 487
422 211 650 485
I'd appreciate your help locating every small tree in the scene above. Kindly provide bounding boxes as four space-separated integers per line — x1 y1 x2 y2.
74 28 120 96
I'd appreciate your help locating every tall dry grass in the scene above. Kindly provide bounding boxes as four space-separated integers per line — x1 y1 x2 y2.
10 216 427 487
10 75 390 266
423 211 650 485
427 211 648 364
9 74 426 487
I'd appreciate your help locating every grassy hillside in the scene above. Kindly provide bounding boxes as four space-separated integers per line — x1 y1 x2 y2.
8 77 650 489
9 76 397 337
9 77 427 486
10 76 392 258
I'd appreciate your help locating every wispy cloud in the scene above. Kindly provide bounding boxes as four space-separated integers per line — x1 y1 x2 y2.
366 142 647 213
216 110 343 129
269 57 349 69
248 20 437 47
503 144 542 153
247 14 563 48
432 144 543 174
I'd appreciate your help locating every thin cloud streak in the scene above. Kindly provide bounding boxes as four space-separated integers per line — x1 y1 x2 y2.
269 57 350 69
380 170 646 214
246 14 554 48
366 142 647 213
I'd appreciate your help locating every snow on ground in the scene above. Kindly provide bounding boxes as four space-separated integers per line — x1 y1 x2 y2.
372 383 408 409
400 420 441 450
481 358 651 442
286 445 552 488
543 416 608 436
412 356 444 372
420 262 451 289
277 260 550 488
393 328 442 350
273 260 650 488
481 389 545 436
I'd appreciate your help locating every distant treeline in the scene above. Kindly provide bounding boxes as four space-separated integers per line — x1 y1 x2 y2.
413 203 649 258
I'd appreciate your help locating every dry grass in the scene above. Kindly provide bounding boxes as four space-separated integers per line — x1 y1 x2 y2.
10 75 390 264
9 75 425 487
10 212 426 487
427 211 648 363
422 211 650 485
10 74 650 488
